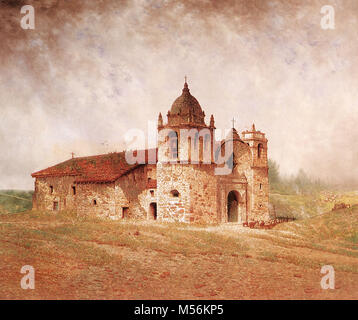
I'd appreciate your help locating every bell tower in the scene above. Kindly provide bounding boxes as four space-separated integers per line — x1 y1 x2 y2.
157 79 213 164
242 124 268 168
156 79 214 223
242 124 269 221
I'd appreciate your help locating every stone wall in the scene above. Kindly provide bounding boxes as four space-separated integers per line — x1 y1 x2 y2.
115 164 157 220
156 163 192 222
186 164 218 223
156 163 218 223
75 182 117 218
33 176 77 212
33 164 157 220
242 132 270 222
249 167 270 221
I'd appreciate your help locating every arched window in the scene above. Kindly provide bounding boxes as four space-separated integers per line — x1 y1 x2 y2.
214 144 221 162
258 143 263 158
50 185 53 194
194 132 199 149
170 190 180 197
226 153 234 170
93 199 97 205
168 130 178 159
204 133 211 151
199 136 203 161
221 143 225 157
188 136 192 162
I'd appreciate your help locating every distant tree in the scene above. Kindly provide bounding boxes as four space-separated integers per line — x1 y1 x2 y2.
268 159 280 184
268 161 329 195
294 169 312 193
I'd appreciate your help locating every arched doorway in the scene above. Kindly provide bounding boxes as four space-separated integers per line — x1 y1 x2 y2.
227 191 239 222
149 202 157 220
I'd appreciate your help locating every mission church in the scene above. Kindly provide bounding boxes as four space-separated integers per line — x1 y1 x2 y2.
32 80 270 223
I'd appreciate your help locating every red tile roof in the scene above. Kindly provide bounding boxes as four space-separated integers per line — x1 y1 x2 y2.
31 149 157 184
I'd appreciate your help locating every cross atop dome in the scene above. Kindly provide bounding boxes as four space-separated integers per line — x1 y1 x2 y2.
183 76 189 92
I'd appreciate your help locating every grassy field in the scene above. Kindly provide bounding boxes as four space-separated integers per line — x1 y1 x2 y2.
0 190 33 214
0 204 357 299
270 190 358 219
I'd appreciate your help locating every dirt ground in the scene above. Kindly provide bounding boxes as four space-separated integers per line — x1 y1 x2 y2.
0 208 357 300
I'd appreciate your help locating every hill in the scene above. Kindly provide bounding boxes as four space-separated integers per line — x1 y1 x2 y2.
0 206 356 299
270 190 358 219
0 190 33 214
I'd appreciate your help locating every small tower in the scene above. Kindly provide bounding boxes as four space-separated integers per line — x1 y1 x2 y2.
241 124 269 221
158 112 163 128
242 123 268 168
209 114 215 128
209 114 216 162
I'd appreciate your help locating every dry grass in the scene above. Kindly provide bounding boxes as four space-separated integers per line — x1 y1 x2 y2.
0 206 357 299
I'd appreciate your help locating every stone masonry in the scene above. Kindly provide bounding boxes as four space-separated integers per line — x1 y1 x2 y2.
32 80 270 224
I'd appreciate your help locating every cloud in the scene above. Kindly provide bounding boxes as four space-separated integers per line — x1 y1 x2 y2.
0 0 357 189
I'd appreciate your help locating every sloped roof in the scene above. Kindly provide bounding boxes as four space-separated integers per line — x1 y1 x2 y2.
31 149 157 184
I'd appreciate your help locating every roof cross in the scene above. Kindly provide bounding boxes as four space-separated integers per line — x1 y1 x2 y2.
71 152 75 159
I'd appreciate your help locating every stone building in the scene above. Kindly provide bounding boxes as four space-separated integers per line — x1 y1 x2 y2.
31 80 270 223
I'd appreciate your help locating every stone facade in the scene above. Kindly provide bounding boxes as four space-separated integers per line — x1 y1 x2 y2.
33 163 157 220
32 81 270 223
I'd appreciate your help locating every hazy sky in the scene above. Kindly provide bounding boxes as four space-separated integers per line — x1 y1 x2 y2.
0 0 357 189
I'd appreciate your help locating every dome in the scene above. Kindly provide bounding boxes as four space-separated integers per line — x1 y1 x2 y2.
170 82 203 116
